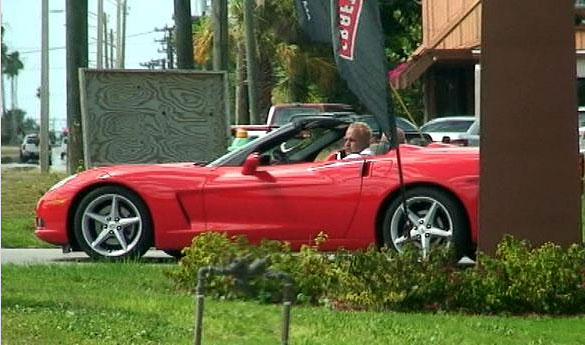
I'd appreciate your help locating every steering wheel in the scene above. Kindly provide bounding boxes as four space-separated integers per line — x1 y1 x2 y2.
280 142 295 153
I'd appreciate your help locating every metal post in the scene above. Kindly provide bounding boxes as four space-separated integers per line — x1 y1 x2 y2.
193 260 292 345
194 268 207 345
281 282 292 345
40 0 50 173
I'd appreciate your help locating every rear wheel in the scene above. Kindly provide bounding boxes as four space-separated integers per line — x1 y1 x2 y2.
74 186 152 259
382 187 472 259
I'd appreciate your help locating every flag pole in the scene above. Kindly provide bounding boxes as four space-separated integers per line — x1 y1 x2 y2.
329 0 412 251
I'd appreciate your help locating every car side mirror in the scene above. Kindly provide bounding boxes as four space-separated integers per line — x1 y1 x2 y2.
242 153 261 175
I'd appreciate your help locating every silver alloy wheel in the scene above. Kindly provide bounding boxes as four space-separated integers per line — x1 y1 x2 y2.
81 193 143 257
389 196 453 258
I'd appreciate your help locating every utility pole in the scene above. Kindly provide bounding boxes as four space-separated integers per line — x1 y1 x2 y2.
40 0 50 173
174 0 194 69
140 58 166 70
66 0 88 174
115 0 126 68
104 13 109 68
96 0 104 68
212 0 228 71
116 0 122 67
155 26 175 69
243 0 260 124
110 29 114 68
121 0 127 67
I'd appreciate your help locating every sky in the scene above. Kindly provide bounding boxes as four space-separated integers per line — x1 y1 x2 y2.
1 0 209 132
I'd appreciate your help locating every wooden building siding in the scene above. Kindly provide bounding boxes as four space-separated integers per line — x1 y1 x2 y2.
422 0 582 51
576 27 585 50
422 0 481 50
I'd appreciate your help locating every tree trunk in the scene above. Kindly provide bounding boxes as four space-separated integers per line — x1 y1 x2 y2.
1 74 6 115
11 77 18 144
66 0 88 174
174 0 194 69
256 50 275 123
235 41 249 125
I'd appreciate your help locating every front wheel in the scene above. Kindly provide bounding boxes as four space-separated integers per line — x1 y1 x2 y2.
73 186 153 259
382 187 472 259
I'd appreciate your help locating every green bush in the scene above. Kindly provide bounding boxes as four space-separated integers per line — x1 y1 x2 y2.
168 233 585 314
452 236 585 314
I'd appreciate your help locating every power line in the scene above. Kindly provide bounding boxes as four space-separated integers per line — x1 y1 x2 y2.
18 30 156 55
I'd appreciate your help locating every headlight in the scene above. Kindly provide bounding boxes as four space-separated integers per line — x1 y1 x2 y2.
49 174 78 191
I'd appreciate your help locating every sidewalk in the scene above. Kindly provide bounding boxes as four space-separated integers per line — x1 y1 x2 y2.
0 248 174 265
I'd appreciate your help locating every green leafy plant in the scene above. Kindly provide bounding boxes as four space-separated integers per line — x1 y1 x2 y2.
169 233 585 315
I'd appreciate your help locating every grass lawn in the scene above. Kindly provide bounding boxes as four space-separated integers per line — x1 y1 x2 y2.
1 170 66 247
2 263 585 345
1 145 20 159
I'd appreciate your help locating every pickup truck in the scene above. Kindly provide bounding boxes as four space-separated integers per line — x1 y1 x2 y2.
230 103 354 137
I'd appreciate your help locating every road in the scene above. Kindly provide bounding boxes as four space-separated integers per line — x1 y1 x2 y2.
1 146 66 172
0 248 177 265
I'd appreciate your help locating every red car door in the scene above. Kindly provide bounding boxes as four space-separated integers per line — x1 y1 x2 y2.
203 159 365 246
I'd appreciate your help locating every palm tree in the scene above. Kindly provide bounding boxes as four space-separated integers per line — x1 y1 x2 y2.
2 25 25 144
193 0 338 124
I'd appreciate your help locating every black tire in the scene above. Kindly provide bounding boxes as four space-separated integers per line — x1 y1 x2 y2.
163 249 185 259
382 187 472 259
73 186 153 259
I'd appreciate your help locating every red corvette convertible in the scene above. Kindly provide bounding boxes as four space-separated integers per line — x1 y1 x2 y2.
36 117 479 259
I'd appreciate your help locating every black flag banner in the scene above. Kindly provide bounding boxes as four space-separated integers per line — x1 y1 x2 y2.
295 0 331 43
295 0 397 145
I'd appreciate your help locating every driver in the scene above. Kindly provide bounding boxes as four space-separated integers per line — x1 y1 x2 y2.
334 122 373 160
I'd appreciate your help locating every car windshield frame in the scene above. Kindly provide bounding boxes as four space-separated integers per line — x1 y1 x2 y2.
273 108 321 126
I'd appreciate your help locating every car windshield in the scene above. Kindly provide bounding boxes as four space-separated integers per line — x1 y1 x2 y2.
396 117 419 132
421 119 474 133
467 120 480 135
273 108 321 126
25 135 39 144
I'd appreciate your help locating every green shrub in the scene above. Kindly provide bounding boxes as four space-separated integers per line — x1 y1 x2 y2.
168 233 585 314
453 236 585 314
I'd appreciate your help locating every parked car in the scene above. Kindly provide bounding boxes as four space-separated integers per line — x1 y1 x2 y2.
230 103 355 137
36 116 479 260
20 133 52 164
463 110 585 149
346 114 432 146
420 116 476 142
60 136 68 160
458 120 480 147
